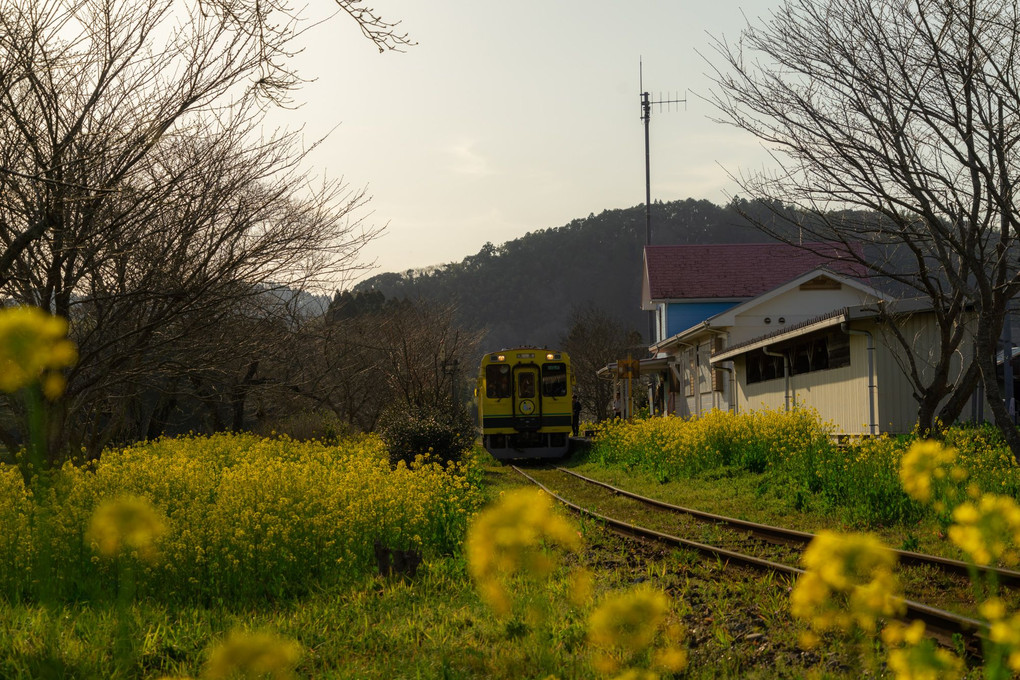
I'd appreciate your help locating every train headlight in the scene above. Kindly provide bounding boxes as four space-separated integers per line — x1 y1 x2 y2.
495 354 505 362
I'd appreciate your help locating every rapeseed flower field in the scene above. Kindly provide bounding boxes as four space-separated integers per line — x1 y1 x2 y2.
0 432 483 602
589 409 1020 527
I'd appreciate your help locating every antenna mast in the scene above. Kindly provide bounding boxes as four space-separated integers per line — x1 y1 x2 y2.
640 59 686 247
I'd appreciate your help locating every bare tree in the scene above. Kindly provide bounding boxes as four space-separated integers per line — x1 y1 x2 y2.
707 0 1020 449
561 306 635 422
377 300 481 413
270 293 394 432
252 294 481 435
0 0 400 460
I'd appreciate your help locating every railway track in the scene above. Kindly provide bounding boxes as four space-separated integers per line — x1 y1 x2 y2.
511 464 996 656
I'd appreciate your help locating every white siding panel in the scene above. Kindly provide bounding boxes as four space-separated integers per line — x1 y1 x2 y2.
789 356 870 435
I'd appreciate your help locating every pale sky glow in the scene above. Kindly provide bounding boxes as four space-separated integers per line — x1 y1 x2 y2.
268 0 781 283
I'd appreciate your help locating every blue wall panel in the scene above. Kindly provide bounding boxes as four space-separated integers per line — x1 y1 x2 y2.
666 302 740 339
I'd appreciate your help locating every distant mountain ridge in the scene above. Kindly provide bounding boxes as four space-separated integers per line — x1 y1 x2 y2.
353 198 783 351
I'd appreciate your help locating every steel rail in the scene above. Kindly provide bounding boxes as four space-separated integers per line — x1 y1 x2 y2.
555 466 1020 588
512 465 988 656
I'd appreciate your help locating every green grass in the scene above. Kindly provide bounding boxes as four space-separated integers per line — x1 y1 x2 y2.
563 459 955 555
0 524 871 680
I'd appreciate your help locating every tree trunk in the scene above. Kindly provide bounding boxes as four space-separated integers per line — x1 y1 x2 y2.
915 398 940 439
936 360 981 428
230 361 260 432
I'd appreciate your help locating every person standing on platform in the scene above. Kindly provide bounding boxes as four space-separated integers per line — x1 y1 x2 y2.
572 394 581 436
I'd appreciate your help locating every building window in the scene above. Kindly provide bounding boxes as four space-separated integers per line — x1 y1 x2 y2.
746 351 785 384
745 331 850 385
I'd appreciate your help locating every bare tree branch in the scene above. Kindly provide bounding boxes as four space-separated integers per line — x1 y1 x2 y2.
706 0 1020 445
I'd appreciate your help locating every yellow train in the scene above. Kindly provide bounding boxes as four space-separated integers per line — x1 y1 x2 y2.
477 347 574 460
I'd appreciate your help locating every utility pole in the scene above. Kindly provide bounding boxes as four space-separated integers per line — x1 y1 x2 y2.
443 356 460 416
639 59 684 343
999 97 1015 422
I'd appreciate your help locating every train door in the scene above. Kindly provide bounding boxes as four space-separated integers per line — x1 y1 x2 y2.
513 364 541 430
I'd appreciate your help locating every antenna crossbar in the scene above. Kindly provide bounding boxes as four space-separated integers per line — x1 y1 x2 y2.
641 92 687 121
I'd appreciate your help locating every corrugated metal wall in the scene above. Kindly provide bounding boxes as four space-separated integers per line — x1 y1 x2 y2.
873 313 979 432
736 334 870 435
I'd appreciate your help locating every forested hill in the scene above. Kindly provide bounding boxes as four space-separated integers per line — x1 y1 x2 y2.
353 198 783 352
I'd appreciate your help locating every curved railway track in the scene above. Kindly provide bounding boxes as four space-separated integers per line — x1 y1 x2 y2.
511 465 994 656
554 466 1020 588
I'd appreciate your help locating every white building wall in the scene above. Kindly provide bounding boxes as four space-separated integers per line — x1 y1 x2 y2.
734 314 986 436
677 338 733 417
728 281 882 346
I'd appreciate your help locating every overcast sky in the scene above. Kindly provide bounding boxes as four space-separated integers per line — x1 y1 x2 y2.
270 0 781 285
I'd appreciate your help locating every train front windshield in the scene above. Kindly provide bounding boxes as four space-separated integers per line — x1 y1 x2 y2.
542 363 567 397
485 364 511 398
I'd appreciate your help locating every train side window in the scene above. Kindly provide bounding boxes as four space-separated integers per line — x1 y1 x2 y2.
485 364 511 398
542 363 567 397
518 371 536 398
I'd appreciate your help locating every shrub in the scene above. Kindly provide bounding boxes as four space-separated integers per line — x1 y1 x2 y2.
378 404 475 468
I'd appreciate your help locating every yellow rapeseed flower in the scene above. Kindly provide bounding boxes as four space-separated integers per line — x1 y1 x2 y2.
588 585 687 676
791 531 903 634
979 595 1020 672
886 646 964 680
608 670 659 680
651 646 688 673
588 586 670 651
948 494 1020 566
0 306 76 394
87 495 166 561
568 568 594 608
466 488 580 615
899 440 960 504
981 597 1008 622
881 620 924 648
883 620 964 680
204 631 302 680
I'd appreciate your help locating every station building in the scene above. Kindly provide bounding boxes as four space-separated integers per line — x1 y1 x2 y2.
606 242 993 436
